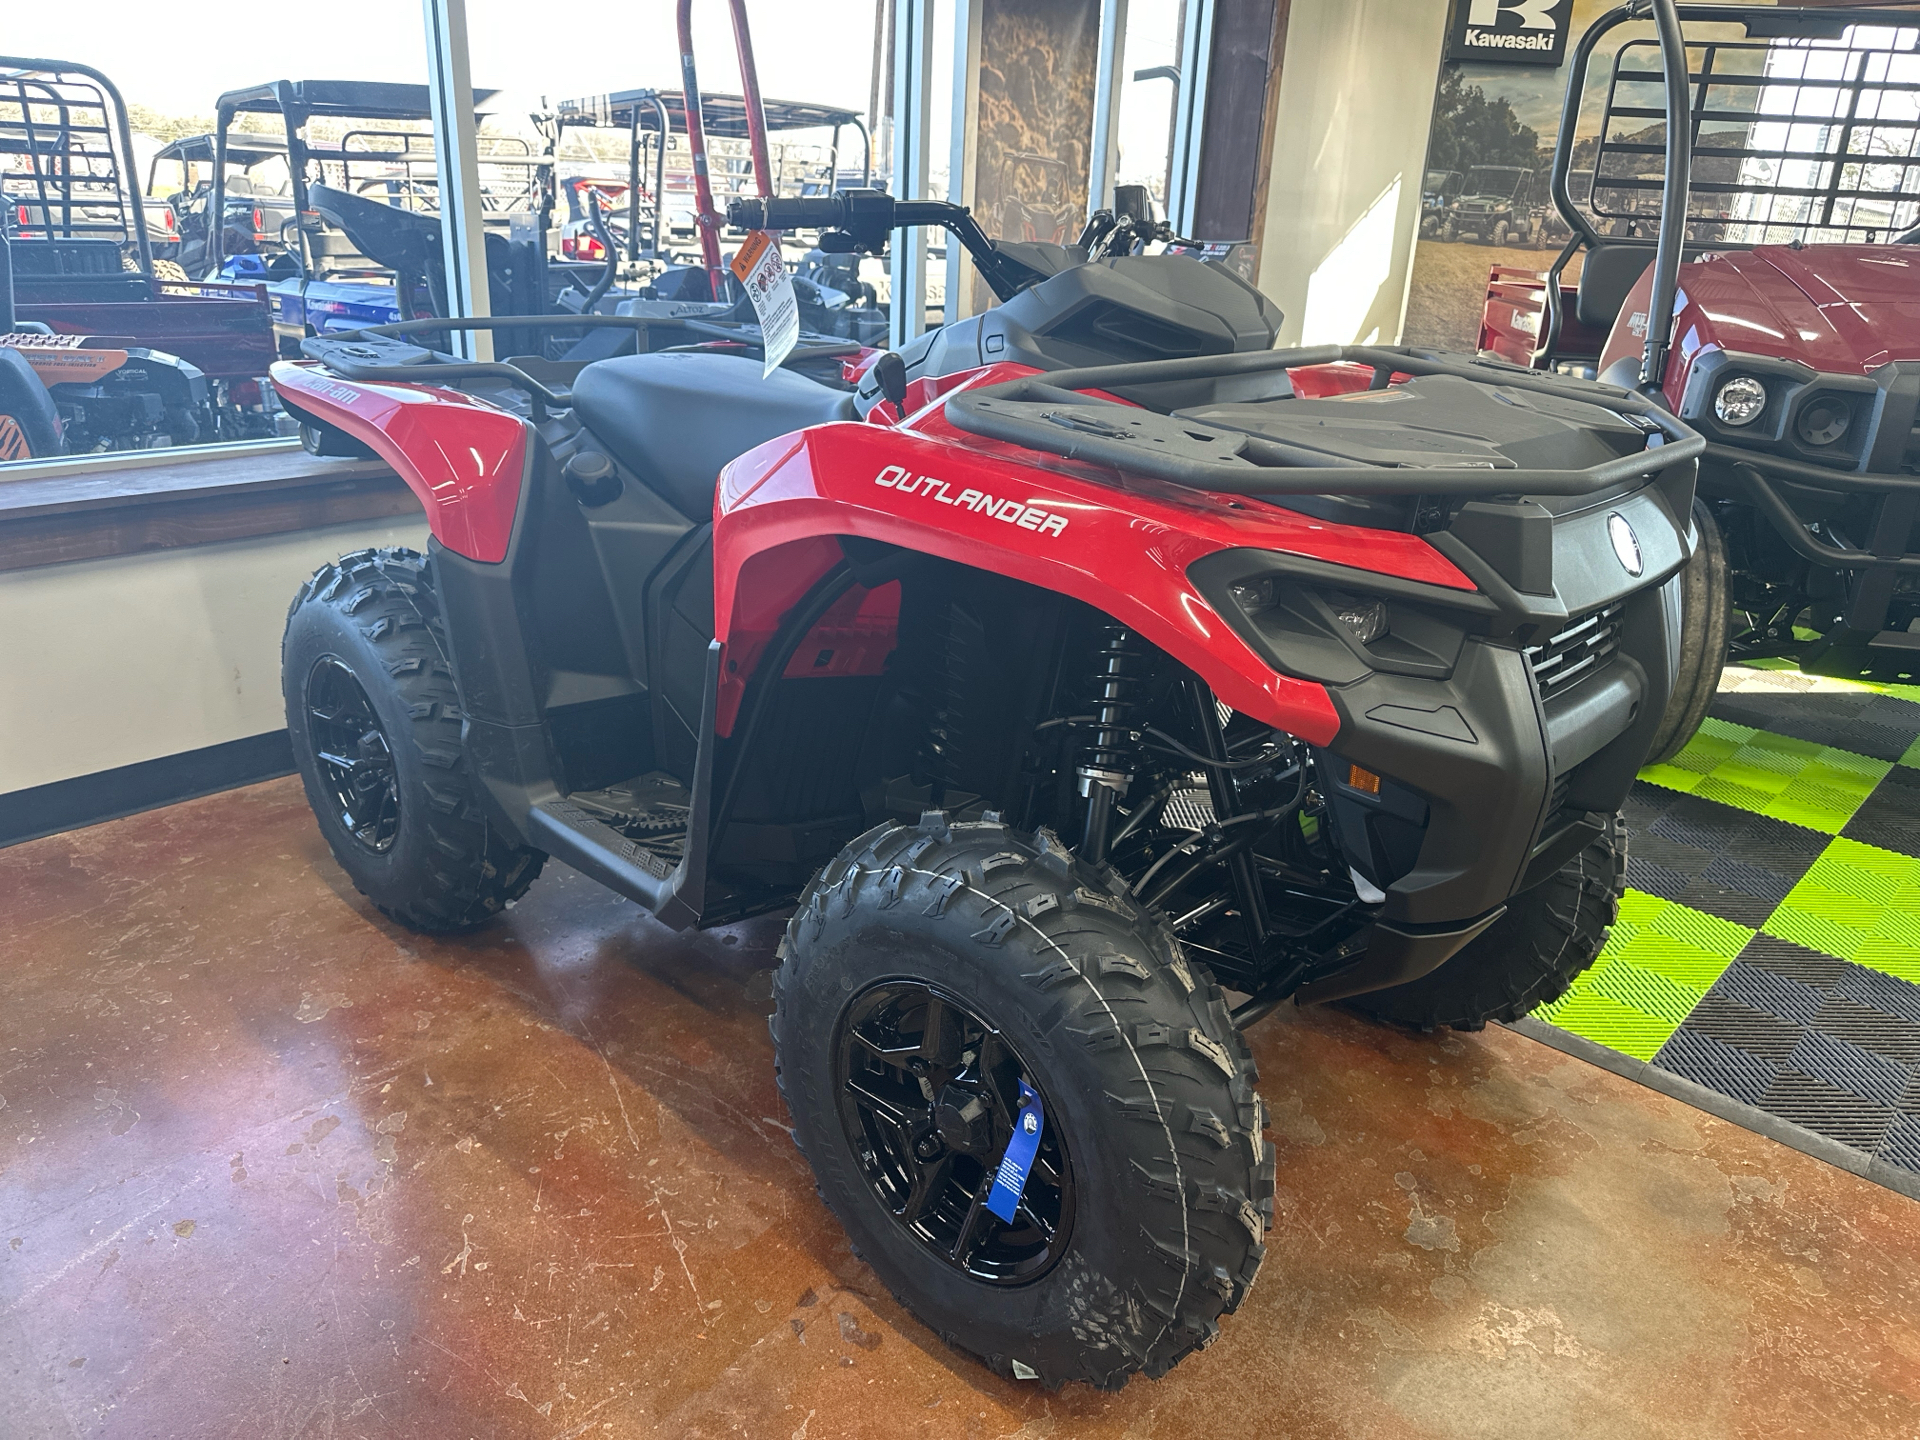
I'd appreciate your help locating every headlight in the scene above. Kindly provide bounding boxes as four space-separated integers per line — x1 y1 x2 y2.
1713 375 1767 427
1326 592 1389 645
1229 577 1275 613
1795 395 1852 448
1204 559 1466 682
1228 576 1387 644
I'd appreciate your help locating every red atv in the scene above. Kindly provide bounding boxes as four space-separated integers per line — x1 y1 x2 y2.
273 188 1700 1386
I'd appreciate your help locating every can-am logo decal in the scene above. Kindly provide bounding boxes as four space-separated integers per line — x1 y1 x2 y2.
305 377 364 406
1608 512 1643 576
874 465 1070 537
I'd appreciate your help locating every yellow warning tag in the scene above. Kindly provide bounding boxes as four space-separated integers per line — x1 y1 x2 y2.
729 229 774 284
728 229 799 377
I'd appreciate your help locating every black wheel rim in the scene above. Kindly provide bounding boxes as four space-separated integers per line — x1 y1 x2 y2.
833 981 1073 1285
305 656 401 854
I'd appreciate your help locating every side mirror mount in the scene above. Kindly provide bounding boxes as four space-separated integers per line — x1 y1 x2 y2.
1114 184 1154 224
873 351 909 414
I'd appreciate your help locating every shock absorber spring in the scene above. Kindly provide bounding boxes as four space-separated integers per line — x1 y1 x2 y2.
1078 624 1143 862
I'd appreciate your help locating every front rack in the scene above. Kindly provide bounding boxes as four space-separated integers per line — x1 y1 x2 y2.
302 326 1706 501
943 345 1704 498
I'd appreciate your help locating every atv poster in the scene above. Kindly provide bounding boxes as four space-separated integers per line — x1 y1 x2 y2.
1403 0 1762 351
731 230 800 377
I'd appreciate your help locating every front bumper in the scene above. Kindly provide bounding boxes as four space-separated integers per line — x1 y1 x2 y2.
1192 482 1691 930
1312 601 1664 926
1686 351 1920 585
1704 445 1920 622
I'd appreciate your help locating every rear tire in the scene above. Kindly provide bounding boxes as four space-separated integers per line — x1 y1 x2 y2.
282 547 544 932
299 419 376 458
773 814 1273 1389
1645 497 1729 765
1344 814 1626 1032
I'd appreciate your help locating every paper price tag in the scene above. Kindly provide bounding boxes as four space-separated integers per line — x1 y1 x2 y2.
729 229 800 378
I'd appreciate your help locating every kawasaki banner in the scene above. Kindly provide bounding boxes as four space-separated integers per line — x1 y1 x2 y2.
1445 0 1576 67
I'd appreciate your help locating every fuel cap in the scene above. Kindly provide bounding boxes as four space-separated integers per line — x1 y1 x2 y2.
563 449 621 507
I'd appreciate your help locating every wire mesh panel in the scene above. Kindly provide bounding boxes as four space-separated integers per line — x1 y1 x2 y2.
0 67 132 244
1593 20 1920 244
330 129 545 217
548 90 870 256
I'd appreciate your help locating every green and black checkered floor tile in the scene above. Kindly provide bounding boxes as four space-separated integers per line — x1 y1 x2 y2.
1526 662 1920 1194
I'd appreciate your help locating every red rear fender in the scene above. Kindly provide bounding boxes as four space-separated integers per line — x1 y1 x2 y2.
271 360 527 563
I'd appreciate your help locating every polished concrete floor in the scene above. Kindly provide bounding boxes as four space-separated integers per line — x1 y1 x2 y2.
4 778 1918 1440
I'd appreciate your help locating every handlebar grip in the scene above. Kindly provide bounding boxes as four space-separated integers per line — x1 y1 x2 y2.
726 195 850 230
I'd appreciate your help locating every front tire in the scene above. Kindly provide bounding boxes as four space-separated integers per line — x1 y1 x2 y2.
282 547 544 932
1344 814 1626 1032
1645 497 1730 765
774 814 1273 1389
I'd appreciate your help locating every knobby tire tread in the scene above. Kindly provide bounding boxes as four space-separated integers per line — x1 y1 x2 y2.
283 546 543 933
1345 813 1627 1033
771 813 1274 1390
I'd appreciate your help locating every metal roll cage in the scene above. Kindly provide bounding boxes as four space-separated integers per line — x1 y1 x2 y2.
1540 2 1918 377
0 56 155 280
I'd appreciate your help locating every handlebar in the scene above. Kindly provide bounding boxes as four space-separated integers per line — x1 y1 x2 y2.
727 190 960 237
724 189 1041 302
729 195 852 230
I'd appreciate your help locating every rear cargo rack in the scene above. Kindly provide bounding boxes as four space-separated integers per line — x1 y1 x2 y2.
943 345 1703 498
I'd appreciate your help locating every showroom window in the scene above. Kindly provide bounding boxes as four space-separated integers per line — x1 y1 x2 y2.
0 1 1191 478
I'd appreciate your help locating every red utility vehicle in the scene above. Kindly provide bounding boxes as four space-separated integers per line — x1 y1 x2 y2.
0 57 278 454
1476 3 1920 754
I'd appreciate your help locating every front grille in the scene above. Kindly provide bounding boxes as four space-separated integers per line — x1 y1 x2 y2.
1525 603 1623 701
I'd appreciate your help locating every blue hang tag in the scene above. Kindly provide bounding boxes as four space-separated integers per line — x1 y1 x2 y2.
985 1080 1044 1224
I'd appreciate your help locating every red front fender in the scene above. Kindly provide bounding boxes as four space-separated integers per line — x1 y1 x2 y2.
712 371 1476 747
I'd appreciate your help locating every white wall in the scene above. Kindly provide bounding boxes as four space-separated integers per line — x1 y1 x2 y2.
1257 0 1449 348
0 518 429 795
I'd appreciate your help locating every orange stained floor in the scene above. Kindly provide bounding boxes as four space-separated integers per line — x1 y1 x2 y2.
2 777 1918 1440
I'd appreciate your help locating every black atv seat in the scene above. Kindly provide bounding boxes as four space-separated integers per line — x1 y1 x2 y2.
1574 241 1714 333
1575 244 1654 331
570 352 857 519
309 184 440 277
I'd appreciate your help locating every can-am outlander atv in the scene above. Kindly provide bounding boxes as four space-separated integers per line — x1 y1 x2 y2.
271 3 1702 1381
